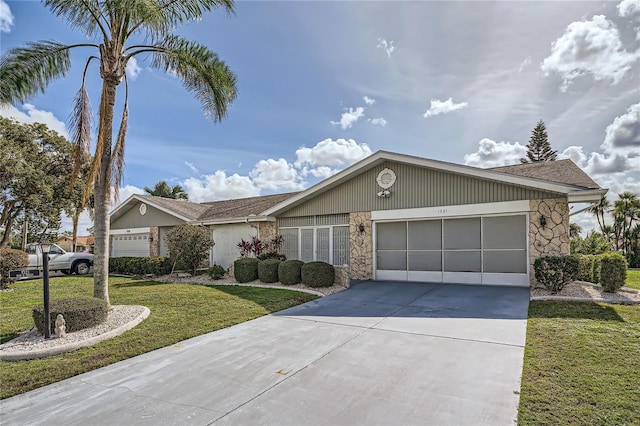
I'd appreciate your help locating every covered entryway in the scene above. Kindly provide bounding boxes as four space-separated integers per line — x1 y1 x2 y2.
111 232 150 257
375 214 528 286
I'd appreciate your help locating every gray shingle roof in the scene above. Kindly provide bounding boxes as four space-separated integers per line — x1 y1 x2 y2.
139 195 211 221
199 192 300 221
489 159 602 189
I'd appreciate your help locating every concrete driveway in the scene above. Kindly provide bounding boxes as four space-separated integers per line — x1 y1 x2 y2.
0 281 529 426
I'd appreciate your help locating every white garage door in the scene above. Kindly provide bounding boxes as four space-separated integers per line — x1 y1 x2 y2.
111 233 150 257
375 214 528 286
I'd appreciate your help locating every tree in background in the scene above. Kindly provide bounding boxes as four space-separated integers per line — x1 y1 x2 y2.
0 0 237 305
144 181 189 200
589 195 611 235
569 223 582 239
0 117 74 248
520 120 558 163
165 224 214 275
571 231 612 255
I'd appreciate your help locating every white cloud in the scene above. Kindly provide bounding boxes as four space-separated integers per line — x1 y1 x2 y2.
423 97 469 118
0 103 68 138
518 56 532 72
377 38 396 58
463 138 527 168
618 0 640 17
363 96 376 105
541 15 639 90
110 185 145 208
125 57 142 80
295 138 373 168
184 171 260 203
559 145 589 168
330 106 365 129
302 166 336 179
0 0 13 33
601 102 640 152
368 117 387 126
586 152 632 175
250 158 304 191
185 161 199 174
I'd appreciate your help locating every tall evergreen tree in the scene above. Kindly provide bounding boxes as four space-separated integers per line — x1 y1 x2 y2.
520 120 557 163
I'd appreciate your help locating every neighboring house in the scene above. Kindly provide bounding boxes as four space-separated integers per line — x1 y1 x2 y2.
56 235 95 252
109 151 606 286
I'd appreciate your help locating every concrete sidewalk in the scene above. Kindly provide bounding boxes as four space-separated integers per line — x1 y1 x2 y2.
0 281 529 426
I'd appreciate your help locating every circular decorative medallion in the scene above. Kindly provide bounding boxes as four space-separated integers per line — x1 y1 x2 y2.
376 168 397 189
139 203 147 215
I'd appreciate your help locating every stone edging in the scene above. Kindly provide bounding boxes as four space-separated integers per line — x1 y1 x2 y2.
0 306 150 361
199 282 328 297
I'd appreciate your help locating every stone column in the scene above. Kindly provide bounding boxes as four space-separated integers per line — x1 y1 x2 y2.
529 198 570 284
258 222 277 244
349 212 373 280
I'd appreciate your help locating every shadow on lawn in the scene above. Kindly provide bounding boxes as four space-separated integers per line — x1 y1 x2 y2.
529 300 624 322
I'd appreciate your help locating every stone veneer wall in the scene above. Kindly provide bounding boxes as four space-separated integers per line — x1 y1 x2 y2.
149 227 160 257
258 222 277 244
349 212 373 280
529 198 570 284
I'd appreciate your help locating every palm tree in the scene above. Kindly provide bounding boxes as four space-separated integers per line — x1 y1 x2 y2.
569 223 582 239
589 194 611 235
0 0 237 305
144 181 189 200
613 192 640 255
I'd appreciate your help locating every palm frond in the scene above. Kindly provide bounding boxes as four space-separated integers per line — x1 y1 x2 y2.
68 58 95 197
143 35 237 122
0 41 80 104
126 0 235 39
110 77 129 203
44 0 109 40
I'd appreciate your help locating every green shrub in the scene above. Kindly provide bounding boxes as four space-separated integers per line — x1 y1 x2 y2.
206 264 226 280
279 260 304 285
234 257 259 283
599 253 627 293
257 251 287 261
574 254 597 282
32 296 109 335
592 255 603 284
108 257 172 275
165 225 214 275
258 259 281 283
534 255 579 294
301 261 335 288
0 248 29 289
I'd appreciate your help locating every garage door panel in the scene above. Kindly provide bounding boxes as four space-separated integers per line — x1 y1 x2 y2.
408 221 441 250
377 251 407 270
443 218 480 250
408 251 442 271
483 250 527 273
444 251 481 272
377 222 407 250
483 216 526 249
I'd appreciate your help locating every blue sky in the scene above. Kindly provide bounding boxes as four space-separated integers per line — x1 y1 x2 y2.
1 0 639 234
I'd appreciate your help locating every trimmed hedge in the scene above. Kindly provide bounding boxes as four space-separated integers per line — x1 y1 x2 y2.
234 257 259 283
257 252 287 261
0 248 28 288
33 296 108 335
301 261 335 288
574 254 597 282
534 255 579 294
592 256 602 284
109 256 172 275
258 259 281 283
279 260 304 285
599 253 627 293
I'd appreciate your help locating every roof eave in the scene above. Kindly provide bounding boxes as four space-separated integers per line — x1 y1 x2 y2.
109 194 194 223
567 189 608 203
196 216 275 226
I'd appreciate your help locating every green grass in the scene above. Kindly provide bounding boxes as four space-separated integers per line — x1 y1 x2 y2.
625 269 640 290
518 301 640 425
0 276 316 399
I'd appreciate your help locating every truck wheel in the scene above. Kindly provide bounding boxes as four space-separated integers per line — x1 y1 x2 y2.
73 261 91 275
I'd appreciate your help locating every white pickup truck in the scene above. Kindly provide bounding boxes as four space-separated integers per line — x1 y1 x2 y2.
12 243 94 278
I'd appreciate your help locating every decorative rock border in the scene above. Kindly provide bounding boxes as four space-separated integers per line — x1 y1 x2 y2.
0 305 150 361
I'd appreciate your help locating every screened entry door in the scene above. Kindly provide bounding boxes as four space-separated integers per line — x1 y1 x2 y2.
375 215 528 286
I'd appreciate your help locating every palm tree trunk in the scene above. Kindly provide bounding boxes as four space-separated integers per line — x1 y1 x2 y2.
72 209 79 252
92 77 118 306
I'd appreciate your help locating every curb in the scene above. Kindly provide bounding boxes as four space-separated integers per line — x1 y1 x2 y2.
530 296 640 305
0 306 150 361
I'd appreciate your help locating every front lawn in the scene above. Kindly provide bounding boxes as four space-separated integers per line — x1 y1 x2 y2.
0 276 316 399
518 301 640 425
625 269 640 290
